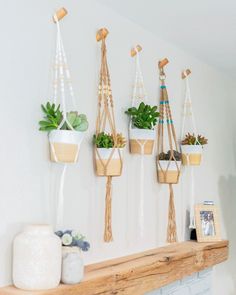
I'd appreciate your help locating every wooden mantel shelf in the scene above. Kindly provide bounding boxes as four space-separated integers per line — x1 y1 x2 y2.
1 241 228 295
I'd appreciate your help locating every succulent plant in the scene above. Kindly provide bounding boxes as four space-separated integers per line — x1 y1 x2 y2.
62 112 89 131
158 150 182 161
115 133 126 148
55 229 90 252
39 102 63 131
181 133 208 145
93 132 114 148
125 102 160 130
39 102 88 132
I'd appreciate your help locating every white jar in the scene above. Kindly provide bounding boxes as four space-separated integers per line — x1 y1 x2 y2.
61 246 84 284
13 224 61 290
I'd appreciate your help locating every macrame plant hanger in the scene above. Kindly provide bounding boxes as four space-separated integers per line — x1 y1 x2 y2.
52 8 81 228
130 45 148 237
95 28 122 242
181 69 199 230
157 58 181 243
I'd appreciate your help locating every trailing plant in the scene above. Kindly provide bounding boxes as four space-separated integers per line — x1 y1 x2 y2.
39 102 88 132
159 150 182 161
55 230 90 251
39 102 63 131
125 102 159 130
93 132 126 148
181 133 208 145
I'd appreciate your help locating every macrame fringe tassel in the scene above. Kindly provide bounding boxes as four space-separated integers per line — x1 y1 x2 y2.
167 184 178 243
104 176 113 242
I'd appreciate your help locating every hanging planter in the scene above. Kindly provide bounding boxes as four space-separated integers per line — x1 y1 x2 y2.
125 45 159 155
181 133 208 166
156 58 181 243
39 103 88 164
38 8 89 165
126 102 159 155
157 151 182 184
94 28 126 242
93 132 125 176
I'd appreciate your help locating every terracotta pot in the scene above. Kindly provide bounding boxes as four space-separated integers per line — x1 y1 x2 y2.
181 145 203 166
157 160 181 184
129 128 155 155
95 148 123 176
49 130 84 163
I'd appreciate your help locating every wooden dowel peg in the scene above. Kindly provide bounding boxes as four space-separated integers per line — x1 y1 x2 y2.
158 58 169 69
96 28 109 42
53 7 68 23
131 45 142 57
182 69 191 79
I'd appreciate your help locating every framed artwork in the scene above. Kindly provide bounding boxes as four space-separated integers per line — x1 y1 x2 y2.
195 204 221 242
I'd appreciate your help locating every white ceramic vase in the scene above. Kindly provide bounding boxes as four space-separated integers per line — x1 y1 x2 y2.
13 224 62 290
61 247 84 284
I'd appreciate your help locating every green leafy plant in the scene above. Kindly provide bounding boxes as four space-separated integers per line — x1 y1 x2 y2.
39 102 63 131
93 132 126 148
181 133 208 145
125 102 159 130
39 102 88 132
93 132 114 148
159 150 182 161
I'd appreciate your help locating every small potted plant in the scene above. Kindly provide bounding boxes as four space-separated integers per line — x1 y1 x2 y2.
125 102 159 155
39 102 89 163
93 132 126 176
157 150 182 184
181 133 208 166
55 230 90 285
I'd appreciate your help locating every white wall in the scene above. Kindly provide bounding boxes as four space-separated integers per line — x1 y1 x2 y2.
0 0 235 293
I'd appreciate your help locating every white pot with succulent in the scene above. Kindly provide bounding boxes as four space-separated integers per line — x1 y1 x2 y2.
125 102 159 155
181 133 208 166
55 230 90 285
93 132 126 176
39 102 89 163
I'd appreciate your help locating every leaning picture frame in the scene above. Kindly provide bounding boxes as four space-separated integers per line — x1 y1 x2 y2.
195 204 221 242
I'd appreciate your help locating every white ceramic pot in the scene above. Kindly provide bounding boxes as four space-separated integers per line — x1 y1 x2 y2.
129 128 155 154
95 148 123 176
13 225 61 290
61 247 84 284
49 130 85 163
181 145 203 166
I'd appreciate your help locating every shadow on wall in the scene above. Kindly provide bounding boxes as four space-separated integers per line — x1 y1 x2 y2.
218 174 236 294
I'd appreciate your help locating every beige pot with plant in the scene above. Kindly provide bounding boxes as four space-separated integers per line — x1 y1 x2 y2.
181 133 208 166
93 132 126 176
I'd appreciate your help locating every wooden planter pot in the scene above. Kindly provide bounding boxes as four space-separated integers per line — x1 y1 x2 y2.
157 160 181 184
129 129 155 155
181 145 203 166
95 148 123 176
49 130 84 163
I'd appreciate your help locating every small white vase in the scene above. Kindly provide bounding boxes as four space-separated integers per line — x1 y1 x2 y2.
13 224 61 290
61 247 84 284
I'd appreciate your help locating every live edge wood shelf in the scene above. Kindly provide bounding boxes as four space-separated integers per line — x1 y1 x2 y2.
1 241 228 295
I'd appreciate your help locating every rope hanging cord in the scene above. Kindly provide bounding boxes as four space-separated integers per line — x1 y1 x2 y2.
157 68 180 184
157 66 179 243
95 36 123 242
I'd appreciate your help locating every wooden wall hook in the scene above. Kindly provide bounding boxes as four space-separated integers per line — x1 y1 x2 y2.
96 28 109 42
182 69 191 79
53 7 68 23
131 45 142 57
158 58 169 69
